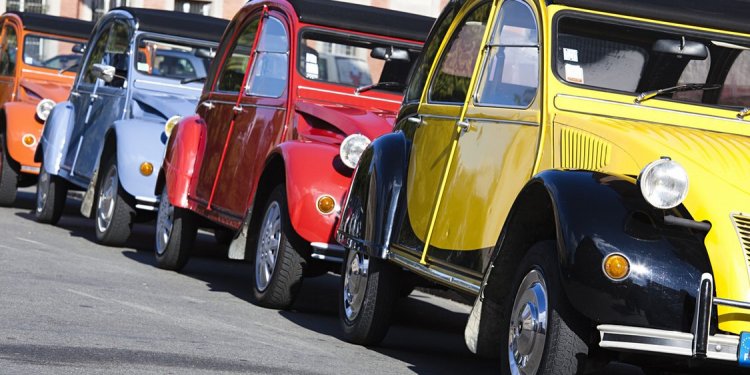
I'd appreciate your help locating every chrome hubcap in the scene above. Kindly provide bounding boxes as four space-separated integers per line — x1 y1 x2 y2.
343 250 369 322
36 169 49 214
255 201 281 292
96 165 118 233
155 189 174 255
508 269 548 375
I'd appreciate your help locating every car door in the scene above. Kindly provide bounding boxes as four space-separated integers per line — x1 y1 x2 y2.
73 20 131 180
425 0 543 277
192 13 262 207
394 1 493 261
210 12 289 218
0 22 18 106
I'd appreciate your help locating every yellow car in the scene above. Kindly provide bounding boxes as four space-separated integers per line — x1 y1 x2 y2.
336 0 750 373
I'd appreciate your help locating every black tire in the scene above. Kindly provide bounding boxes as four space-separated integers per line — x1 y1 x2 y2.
500 241 589 375
0 135 18 206
251 184 305 310
339 249 401 345
34 166 67 224
154 187 197 271
94 154 135 246
214 227 234 247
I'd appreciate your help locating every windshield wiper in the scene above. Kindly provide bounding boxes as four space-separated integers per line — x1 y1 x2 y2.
355 81 404 95
180 76 207 85
634 83 721 104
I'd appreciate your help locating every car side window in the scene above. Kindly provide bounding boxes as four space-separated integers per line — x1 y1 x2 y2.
246 16 288 98
216 17 260 93
0 26 18 76
428 2 492 104
81 21 131 88
718 50 750 107
475 0 539 107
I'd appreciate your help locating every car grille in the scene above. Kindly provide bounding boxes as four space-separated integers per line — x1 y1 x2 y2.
560 127 611 171
731 214 750 263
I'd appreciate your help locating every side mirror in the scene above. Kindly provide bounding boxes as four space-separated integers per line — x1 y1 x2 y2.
92 63 116 83
371 46 410 62
72 43 86 54
652 39 708 60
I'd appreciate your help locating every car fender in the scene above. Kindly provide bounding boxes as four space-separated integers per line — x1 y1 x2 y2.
156 114 206 208
275 141 352 244
39 101 75 175
3 101 43 170
112 119 168 201
336 131 409 259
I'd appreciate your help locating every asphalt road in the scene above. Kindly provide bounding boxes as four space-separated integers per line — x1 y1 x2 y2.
0 188 646 374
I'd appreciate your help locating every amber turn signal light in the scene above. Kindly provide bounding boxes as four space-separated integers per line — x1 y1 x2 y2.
316 195 336 214
139 162 154 176
22 134 36 147
603 253 630 280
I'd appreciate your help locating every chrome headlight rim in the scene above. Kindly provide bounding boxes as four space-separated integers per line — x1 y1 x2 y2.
339 133 371 169
35 99 56 122
164 115 181 137
638 157 689 210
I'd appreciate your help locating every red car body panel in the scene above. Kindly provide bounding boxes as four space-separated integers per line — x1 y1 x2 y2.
160 0 426 247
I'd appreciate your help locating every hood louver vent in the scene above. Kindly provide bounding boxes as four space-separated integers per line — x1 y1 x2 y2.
560 127 612 171
732 214 750 262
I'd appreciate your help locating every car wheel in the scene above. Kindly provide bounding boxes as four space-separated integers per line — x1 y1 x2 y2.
94 154 135 246
339 249 400 345
154 187 196 270
502 241 589 375
34 166 67 224
0 135 18 206
251 184 304 310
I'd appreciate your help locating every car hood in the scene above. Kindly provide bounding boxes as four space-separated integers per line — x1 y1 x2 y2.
20 79 72 103
295 99 397 142
131 90 199 120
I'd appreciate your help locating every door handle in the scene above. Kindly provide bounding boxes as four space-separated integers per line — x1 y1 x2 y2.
407 116 422 125
233 105 244 114
70 92 81 97
457 120 472 135
201 101 215 110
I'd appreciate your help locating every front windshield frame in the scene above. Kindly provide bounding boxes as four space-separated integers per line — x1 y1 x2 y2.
22 33 84 71
132 32 218 83
551 10 750 111
296 27 422 93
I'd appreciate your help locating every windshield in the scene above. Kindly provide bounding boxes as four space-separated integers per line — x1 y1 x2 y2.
23 34 83 70
136 39 214 81
298 29 421 92
555 16 750 108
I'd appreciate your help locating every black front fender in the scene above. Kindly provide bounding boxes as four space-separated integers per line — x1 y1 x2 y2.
336 131 409 259
535 170 711 332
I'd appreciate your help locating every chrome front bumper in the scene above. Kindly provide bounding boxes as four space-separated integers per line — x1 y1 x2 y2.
599 273 750 365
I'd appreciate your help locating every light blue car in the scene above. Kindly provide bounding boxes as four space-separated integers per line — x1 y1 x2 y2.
35 7 227 246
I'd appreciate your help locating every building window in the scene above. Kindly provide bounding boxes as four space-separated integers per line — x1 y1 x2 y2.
7 0 47 13
175 1 211 16
91 0 128 22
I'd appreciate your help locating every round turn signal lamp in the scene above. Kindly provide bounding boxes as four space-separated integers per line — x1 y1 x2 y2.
139 162 154 176
22 134 37 147
316 195 336 215
603 253 630 281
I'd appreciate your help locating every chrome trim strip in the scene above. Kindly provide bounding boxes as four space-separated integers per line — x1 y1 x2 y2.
207 99 287 111
135 204 158 211
311 242 345 263
20 166 41 173
135 196 158 203
298 86 401 105
21 69 75 79
310 242 346 252
464 117 538 127
388 252 480 294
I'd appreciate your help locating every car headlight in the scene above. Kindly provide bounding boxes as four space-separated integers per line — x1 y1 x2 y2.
164 115 181 137
638 158 689 209
36 99 56 121
339 134 371 169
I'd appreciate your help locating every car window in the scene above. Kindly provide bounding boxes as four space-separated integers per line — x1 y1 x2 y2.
476 0 539 107
23 35 83 70
81 21 131 88
429 2 492 104
718 50 750 107
216 17 259 93
135 39 214 80
246 17 288 98
0 26 18 76
673 54 711 102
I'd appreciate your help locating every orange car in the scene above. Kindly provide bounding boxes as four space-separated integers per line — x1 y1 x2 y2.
0 12 92 205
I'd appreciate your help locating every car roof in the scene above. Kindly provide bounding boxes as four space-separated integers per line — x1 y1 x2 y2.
111 7 229 43
286 0 434 42
552 0 750 35
3 11 93 39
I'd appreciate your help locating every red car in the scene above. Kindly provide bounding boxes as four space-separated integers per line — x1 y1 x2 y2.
155 0 432 308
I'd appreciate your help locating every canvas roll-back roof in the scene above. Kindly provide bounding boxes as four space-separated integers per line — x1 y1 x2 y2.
287 0 434 42
111 7 229 42
553 0 750 35
4 11 93 39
